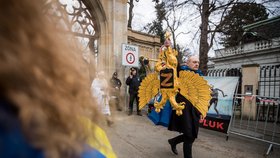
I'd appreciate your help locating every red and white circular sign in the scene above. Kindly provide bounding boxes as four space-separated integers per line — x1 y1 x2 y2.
122 44 139 67
126 52 135 64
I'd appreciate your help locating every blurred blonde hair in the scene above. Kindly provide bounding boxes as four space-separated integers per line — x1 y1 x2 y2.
0 0 101 157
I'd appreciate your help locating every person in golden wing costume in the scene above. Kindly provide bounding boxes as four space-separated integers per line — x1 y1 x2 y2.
138 32 211 158
168 55 204 158
0 0 116 158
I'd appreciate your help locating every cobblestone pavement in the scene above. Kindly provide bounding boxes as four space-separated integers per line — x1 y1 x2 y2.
103 110 280 158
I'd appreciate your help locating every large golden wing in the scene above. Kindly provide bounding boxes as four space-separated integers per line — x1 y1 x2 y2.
138 73 160 109
178 71 211 117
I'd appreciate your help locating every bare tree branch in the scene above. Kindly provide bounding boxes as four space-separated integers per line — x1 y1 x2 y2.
209 3 231 49
209 0 236 12
176 31 191 39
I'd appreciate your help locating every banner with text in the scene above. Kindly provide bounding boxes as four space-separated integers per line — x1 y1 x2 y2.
199 77 239 133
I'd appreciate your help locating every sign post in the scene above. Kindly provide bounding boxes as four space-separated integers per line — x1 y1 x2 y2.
122 44 139 67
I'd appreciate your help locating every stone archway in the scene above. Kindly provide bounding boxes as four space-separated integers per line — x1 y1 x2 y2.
81 0 109 79
47 0 128 81
46 0 112 80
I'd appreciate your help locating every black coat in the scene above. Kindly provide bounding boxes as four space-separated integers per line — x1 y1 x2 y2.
168 93 201 139
126 75 140 95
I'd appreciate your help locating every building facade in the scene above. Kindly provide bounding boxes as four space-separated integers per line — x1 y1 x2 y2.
50 0 161 81
208 16 280 121
127 28 161 71
209 16 280 97
48 0 161 104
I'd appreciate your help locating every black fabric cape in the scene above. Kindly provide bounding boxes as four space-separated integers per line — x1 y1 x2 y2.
168 93 201 139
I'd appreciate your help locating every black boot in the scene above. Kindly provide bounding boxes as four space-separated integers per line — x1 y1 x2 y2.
168 134 185 155
168 139 178 155
128 110 132 116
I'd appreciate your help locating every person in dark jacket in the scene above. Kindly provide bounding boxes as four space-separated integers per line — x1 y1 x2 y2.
110 72 122 111
167 55 204 158
126 67 142 116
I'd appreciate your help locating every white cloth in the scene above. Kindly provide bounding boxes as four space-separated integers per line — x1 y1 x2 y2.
91 78 111 115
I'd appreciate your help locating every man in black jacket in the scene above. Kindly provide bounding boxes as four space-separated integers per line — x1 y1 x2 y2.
168 55 204 158
126 67 142 116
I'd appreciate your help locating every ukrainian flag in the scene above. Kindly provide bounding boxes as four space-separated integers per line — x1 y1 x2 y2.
81 117 117 158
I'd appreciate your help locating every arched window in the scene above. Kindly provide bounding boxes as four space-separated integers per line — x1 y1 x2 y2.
45 0 98 63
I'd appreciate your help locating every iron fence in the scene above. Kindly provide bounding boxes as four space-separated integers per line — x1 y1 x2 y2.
228 94 280 157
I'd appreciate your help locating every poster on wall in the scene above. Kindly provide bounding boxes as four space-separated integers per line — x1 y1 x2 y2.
199 77 239 133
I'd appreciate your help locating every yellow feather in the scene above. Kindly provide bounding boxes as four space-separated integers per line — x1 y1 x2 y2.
178 71 211 117
138 73 160 109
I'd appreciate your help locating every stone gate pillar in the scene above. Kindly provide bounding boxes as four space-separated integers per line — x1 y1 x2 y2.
241 64 259 120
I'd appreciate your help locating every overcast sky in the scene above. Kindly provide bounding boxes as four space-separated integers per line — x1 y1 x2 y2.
130 0 280 58
131 1 216 57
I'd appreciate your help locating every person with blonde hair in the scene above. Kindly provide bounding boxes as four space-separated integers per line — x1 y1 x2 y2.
0 0 115 158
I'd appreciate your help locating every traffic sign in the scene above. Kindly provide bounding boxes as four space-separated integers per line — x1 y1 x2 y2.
122 44 139 67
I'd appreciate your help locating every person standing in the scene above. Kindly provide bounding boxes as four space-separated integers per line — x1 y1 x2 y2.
109 72 122 111
168 55 205 158
126 67 142 116
91 71 113 126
